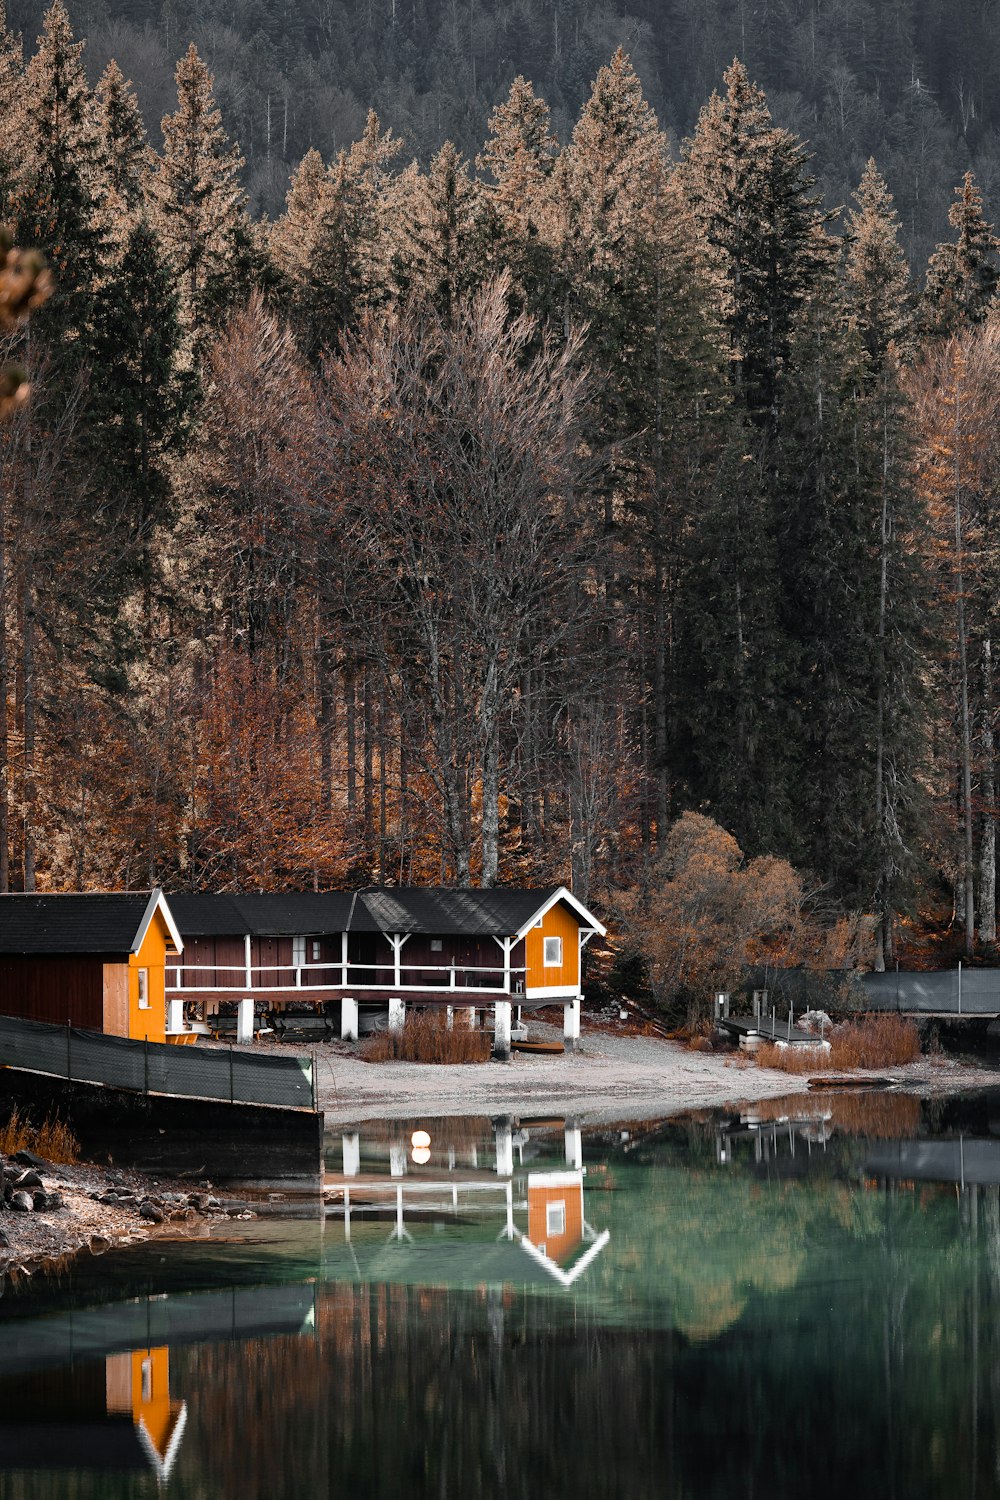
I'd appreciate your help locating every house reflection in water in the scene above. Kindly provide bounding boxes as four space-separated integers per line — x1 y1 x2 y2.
0 1344 186 1481
330 1117 610 1288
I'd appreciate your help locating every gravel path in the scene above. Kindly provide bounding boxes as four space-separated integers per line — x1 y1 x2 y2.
312 1021 1000 1126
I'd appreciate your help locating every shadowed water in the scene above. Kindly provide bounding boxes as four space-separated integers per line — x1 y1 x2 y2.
1 1088 1000 1499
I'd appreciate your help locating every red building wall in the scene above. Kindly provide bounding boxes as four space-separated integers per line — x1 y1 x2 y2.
0 956 106 1029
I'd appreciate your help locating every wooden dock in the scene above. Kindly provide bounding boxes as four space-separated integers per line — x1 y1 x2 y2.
717 1014 824 1047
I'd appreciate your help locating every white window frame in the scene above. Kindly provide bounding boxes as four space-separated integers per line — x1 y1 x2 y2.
543 936 563 967
137 968 150 1010
546 1200 566 1237
292 936 306 967
311 940 322 961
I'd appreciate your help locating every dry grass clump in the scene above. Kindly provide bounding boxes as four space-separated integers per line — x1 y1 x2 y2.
756 1013 920 1074
0 1107 80 1163
361 1010 492 1064
755 1042 829 1073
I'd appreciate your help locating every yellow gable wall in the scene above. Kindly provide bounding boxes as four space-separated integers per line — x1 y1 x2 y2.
525 901 581 992
128 907 170 1043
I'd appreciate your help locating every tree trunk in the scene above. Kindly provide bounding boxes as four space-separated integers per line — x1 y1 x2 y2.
0 470 8 892
345 660 357 813
981 637 997 943
480 715 500 887
21 576 36 892
954 397 976 957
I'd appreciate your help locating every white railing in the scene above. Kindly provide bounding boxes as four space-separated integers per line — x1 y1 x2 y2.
166 960 527 996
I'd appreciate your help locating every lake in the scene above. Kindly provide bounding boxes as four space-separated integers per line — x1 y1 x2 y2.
1 1088 999 1499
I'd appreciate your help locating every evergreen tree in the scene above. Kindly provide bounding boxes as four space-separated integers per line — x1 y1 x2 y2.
16 0 108 350
680 58 827 423
845 158 926 964
0 0 24 223
89 218 192 612
95 60 149 222
477 76 558 299
391 141 484 319
922 172 1000 337
154 42 246 335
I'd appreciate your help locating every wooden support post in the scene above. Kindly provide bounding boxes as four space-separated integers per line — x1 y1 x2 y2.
244 934 252 989
341 997 358 1041
237 996 254 1045
493 1000 512 1060
495 1119 513 1176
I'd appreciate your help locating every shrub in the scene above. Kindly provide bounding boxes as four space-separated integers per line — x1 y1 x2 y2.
0 1107 80 1163
755 1013 920 1074
361 1009 493 1064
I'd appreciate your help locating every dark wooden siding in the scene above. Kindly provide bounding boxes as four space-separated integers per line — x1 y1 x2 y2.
0 955 110 1029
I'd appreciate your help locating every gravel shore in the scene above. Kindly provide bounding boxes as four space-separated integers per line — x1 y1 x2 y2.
313 1019 1000 1126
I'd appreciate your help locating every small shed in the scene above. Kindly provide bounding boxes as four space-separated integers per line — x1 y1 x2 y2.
0 890 183 1043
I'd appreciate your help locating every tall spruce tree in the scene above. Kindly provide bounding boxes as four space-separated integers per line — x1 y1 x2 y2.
845 159 925 965
391 141 484 319
0 0 24 222
95 60 149 222
680 58 827 423
16 0 108 352
922 172 1000 338
154 43 246 336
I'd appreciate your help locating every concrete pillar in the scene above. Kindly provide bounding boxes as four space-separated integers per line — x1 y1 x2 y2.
341 997 359 1041
342 1133 360 1177
167 998 184 1035
564 1123 583 1171
446 1005 454 1030
388 998 405 1033
389 1142 407 1177
464 1007 478 1029
493 1000 512 1060
563 998 581 1050
495 1120 514 1176
236 996 254 1045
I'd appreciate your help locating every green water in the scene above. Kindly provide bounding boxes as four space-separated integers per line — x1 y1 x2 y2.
2 1092 1000 1500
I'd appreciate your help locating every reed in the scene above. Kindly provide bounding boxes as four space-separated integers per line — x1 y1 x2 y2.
755 1013 920 1074
0 1107 80 1163
361 1010 492 1064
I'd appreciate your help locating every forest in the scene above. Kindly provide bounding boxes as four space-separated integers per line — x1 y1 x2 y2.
2 0 1000 980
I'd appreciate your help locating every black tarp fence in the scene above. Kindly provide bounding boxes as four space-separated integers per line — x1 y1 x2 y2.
858 967 1000 1014
0 1014 315 1110
743 965 1000 1015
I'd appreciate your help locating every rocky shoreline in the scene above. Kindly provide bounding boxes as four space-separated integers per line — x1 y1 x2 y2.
0 1148 257 1282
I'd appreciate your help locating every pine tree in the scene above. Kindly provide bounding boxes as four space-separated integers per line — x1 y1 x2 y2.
0 0 24 223
845 158 926 965
391 141 483 320
845 158 913 368
680 58 827 423
95 60 149 222
154 43 246 335
477 76 557 297
922 172 1000 338
15 0 108 350
89 217 193 612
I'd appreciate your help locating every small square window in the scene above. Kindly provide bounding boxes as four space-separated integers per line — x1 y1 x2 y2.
137 968 150 1010
546 1201 566 1237
543 936 562 967
430 939 443 952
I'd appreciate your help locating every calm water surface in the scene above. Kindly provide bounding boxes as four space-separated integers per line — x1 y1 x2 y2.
1 1088 999 1499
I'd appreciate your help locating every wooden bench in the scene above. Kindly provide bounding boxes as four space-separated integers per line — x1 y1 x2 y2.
207 1014 273 1041
271 1012 337 1043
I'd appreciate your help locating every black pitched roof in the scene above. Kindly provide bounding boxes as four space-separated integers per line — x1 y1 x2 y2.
166 893 356 938
166 887 564 938
0 893 156 955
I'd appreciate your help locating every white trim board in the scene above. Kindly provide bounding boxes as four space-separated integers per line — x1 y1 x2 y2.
513 886 607 941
